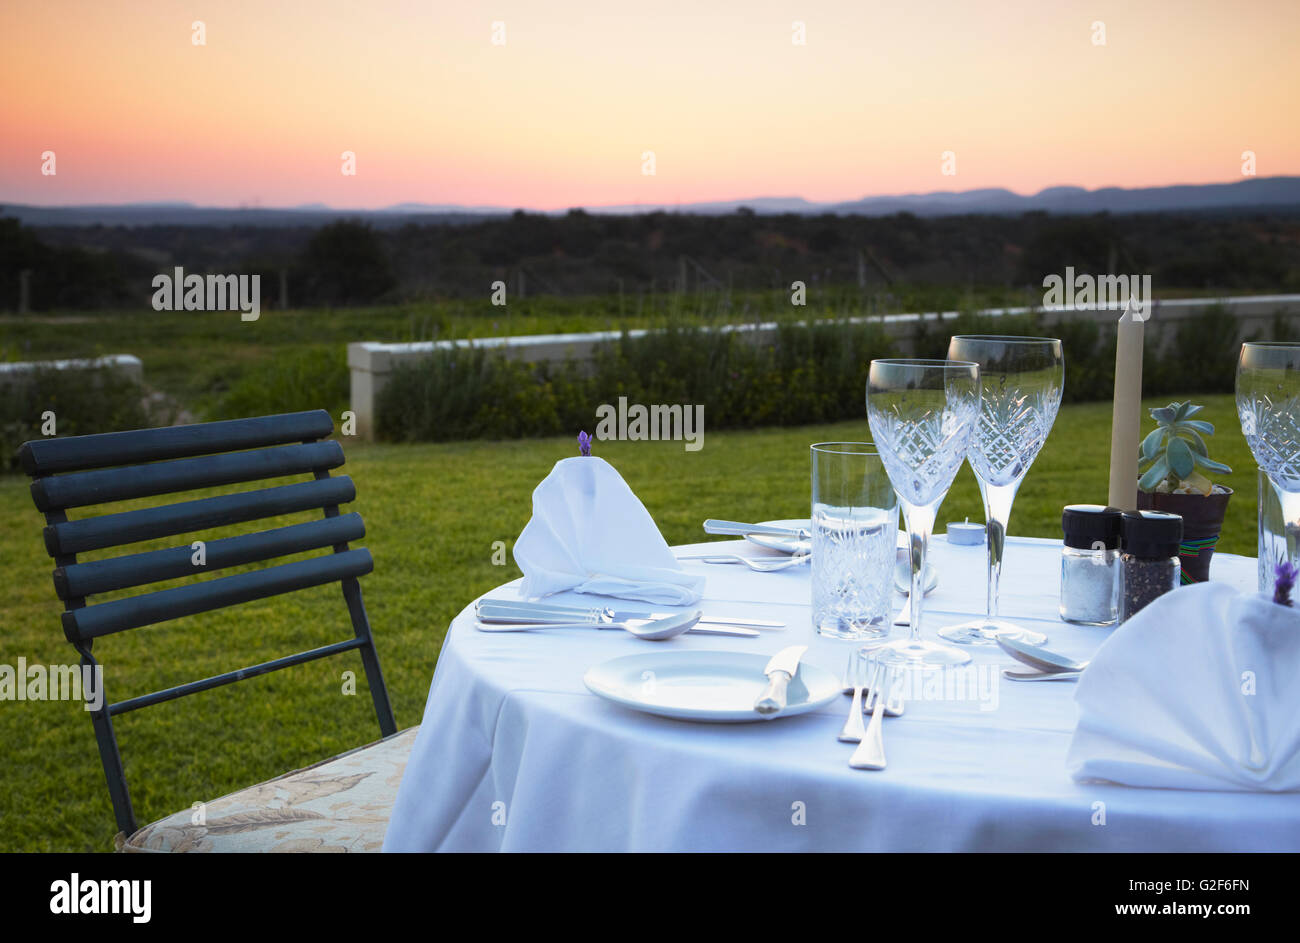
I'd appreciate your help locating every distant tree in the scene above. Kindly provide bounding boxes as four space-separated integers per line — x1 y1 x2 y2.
0 218 143 311
810 224 843 253
296 220 395 305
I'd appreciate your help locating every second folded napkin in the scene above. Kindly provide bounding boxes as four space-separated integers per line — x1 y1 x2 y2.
513 455 704 606
1067 581 1300 791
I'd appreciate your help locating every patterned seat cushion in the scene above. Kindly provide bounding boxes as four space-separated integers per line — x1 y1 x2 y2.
118 726 419 853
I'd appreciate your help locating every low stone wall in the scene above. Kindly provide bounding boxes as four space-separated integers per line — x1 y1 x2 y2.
0 354 143 385
347 295 1299 439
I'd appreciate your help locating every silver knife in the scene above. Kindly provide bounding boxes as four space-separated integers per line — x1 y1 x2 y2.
474 603 759 637
704 519 811 539
476 621 759 638
609 608 782 628
476 600 784 629
754 645 807 715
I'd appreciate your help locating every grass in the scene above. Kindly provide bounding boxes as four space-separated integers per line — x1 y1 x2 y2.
0 393 1264 851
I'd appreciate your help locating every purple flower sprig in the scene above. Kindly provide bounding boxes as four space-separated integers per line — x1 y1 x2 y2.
1274 560 1297 607
577 431 592 457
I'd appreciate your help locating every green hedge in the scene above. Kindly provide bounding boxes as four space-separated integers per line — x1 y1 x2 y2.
376 320 901 441
1 364 156 472
377 307 1295 443
202 346 349 422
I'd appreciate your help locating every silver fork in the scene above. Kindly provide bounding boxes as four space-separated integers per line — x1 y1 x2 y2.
841 649 904 717
865 662 906 717
837 652 868 742
676 553 810 572
849 662 890 770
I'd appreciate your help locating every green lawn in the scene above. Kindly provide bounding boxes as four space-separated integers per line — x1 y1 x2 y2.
0 393 1263 851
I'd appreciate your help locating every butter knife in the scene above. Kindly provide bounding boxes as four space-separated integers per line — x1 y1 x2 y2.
753 645 807 715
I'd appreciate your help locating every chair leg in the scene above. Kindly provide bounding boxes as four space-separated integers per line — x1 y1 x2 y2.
341 577 397 736
86 686 137 836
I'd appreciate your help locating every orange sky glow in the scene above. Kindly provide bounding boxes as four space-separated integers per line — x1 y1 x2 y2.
2 0 1297 209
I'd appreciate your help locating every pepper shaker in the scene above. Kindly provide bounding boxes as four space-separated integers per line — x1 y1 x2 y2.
1060 505 1122 626
1119 510 1183 622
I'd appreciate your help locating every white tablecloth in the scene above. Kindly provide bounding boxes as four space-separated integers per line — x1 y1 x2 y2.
383 536 1300 852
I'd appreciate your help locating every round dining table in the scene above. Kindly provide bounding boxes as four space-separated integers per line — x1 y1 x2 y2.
383 534 1300 852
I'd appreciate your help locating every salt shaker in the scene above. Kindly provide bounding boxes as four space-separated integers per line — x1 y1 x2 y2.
1119 510 1183 622
1060 505 1122 625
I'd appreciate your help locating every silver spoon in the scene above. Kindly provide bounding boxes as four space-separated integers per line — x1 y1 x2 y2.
677 553 809 572
477 610 702 640
996 636 1089 674
1003 668 1080 682
893 551 938 595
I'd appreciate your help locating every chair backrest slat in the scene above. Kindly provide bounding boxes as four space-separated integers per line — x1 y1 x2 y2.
62 548 375 641
53 512 366 599
19 410 334 476
43 476 355 556
31 440 344 512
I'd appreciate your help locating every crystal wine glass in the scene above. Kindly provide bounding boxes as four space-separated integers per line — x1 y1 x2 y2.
940 336 1064 646
1237 342 1300 572
866 359 981 669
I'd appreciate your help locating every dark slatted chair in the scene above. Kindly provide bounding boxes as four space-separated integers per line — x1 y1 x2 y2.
20 410 416 853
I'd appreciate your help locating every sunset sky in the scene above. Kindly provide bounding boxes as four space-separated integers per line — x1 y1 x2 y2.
2 0 1297 209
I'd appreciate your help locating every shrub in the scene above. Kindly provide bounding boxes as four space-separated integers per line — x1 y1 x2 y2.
1145 305 1239 398
913 309 1114 403
376 319 900 442
204 346 349 422
0 364 154 472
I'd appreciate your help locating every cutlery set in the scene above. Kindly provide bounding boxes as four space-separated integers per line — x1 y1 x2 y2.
753 644 899 770
487 518 1082 772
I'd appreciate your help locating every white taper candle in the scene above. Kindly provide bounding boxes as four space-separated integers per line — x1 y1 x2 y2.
1107 299 1145 509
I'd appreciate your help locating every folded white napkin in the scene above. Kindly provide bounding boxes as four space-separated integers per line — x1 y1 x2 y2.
1067 581 1300 791
513 456 704 606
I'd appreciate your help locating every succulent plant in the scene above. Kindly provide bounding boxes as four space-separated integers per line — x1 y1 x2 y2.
1138 401 1232 495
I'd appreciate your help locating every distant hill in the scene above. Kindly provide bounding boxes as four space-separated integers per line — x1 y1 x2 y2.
3 177 1298 227
826 177 1300 216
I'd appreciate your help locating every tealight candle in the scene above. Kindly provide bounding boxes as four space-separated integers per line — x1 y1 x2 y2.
947 518 985 545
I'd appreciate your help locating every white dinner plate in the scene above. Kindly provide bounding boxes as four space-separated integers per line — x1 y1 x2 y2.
584 650 841 723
